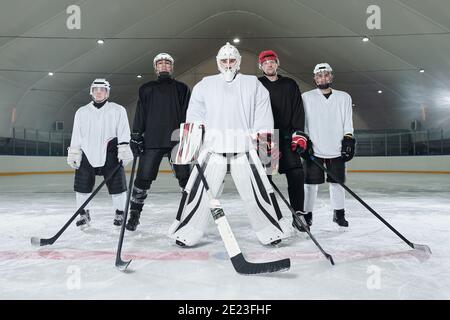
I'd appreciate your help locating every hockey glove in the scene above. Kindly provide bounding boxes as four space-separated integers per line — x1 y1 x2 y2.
341 134 356 162
118 144 134 166
291 131 309 154
130 133 144 156
67 147 82 169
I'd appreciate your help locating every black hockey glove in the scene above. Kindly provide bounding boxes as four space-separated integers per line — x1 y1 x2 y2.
293 133 314 160
130 133 144 156
341 134 356 162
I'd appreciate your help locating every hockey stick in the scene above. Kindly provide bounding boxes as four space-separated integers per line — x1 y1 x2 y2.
269 180 335 265
115 156 138 271
194 163 291 275
310 155 431 254
31 162 123 247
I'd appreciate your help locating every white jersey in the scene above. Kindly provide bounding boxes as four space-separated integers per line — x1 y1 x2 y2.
302 88 354 158
70 101 131 167
186 73 274 153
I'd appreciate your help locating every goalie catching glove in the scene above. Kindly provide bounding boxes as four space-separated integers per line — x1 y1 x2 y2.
174 122 205 164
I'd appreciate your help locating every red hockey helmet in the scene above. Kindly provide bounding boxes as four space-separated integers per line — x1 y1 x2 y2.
258 50 280 67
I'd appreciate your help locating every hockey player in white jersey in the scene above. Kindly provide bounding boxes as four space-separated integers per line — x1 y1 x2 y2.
301 63 356 228
67 79 133 228
169 42 293 247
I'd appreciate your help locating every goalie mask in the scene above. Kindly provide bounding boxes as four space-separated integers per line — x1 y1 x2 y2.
153 53 174 78
90 78 110 102
216 42 241 82
313 63 333 90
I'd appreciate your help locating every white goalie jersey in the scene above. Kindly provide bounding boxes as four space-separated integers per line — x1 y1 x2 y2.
186 73 274 153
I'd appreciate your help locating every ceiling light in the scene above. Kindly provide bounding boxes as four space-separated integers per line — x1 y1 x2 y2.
48 72 54 76
362 37 370 42
419 69 425 73
97 39 105 45
233 38 240 44
137 75 142 78
377 90 382 94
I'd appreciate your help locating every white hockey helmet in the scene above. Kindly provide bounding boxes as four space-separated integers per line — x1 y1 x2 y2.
90 78 110 96
216 42 241 82
153 53 174 69
313 63 333 75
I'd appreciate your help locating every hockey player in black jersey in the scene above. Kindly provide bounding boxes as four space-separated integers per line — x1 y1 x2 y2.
257 50 311 232
125 53 191 231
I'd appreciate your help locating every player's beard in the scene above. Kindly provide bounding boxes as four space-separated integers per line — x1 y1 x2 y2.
158 71 171 79
264 70 277 77
317 82 332 89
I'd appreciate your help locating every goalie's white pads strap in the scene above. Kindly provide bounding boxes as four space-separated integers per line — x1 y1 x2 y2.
173 122 204 164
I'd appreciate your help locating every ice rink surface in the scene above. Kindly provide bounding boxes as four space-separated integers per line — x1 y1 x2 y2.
0 171 448 300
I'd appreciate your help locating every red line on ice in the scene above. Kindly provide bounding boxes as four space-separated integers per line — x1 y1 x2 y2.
0 250 209 261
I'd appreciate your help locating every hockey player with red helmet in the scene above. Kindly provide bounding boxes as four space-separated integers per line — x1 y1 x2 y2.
258 50 310 232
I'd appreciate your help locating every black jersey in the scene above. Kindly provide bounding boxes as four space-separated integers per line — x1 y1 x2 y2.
132 77 191 148
258 75 305 145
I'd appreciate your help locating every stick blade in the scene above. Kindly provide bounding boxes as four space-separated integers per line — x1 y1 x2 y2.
30 237 51 247
292 214 335 266
231 253 290 275
412 243 432 254
325 253 335 265
115 259 132 271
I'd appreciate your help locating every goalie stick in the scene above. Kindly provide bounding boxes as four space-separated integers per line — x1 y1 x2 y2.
194 162 291 275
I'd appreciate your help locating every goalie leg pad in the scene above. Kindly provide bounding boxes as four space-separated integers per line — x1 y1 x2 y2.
230 152 291 245
169 152 227 246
